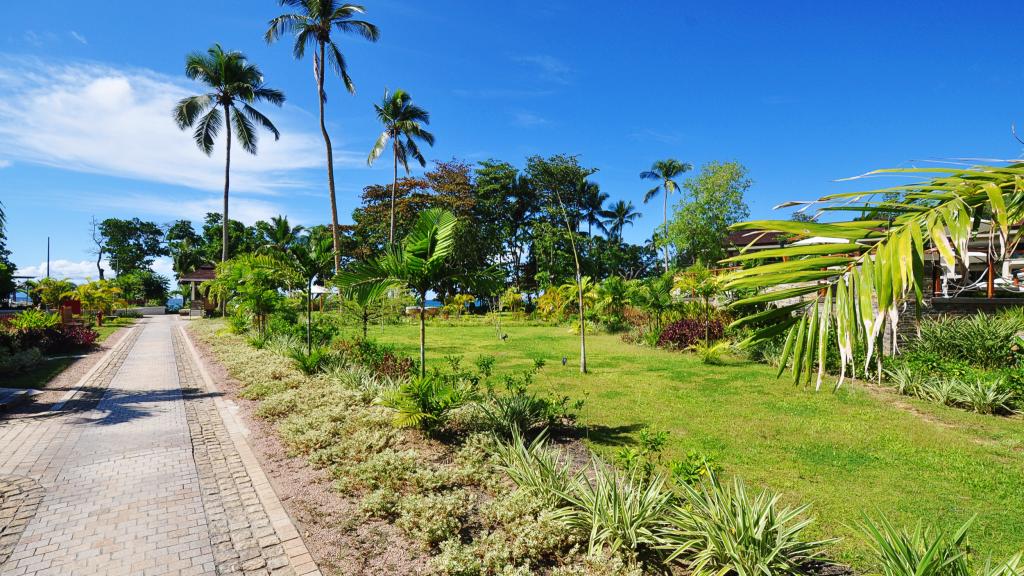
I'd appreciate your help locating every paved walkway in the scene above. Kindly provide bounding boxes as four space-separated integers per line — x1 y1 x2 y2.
0 316 319 576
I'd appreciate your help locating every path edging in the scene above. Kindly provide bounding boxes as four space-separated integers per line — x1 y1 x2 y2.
177 323 322 576
49 323 139 412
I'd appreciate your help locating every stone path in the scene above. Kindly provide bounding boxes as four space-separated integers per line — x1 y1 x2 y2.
0 316 319 576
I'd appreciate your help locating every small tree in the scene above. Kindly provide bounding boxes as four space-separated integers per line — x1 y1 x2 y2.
278 231 335 354
337 208 494 377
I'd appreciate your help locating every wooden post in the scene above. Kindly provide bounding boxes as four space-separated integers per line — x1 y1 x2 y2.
931 263 940 297
987 252 995 299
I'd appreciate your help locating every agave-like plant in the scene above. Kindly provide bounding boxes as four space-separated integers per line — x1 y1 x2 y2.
666 471 832 575
493 429 577 506
859 515 972 576
725 163 1024 390
376 374 472 432
953 378 1015 415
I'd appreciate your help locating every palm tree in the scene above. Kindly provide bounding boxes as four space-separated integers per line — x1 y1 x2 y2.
265 1 379 273
173 44 284 265
579 180 609 236
725 161 1024 391
262 215 305 253
641 159 692 271
367 89 436 244
280 230 335 354
601 200 641 242
337 209 491 377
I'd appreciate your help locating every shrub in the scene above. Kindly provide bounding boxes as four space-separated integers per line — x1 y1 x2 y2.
916 378 960 407
477 390 565 439
690 340 732 365
552 460 675 564
909 313 1024 371
7 310 59 331
667 451 721 487
494 431 576 507
885 364 925 396
666 471 830 576
396 489 476 548
378 375 474 432
46 325 99 352
0 346 44 374
858 515 972 576
287 345 338 375
335 337 415 379
657 318 724 351
953 378 1015 415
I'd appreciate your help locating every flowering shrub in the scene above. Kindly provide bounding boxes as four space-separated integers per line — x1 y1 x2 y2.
657 318 724 350
1 324 100 355
334 338 415 379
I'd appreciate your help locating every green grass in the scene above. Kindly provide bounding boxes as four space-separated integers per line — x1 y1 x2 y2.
338 319 1024 569
94 317 137 342
2 357 76 389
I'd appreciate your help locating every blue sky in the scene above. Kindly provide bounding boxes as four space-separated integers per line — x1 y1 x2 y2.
3 1 1024 281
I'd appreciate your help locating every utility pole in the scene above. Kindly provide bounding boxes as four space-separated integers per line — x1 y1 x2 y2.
46 237 50 278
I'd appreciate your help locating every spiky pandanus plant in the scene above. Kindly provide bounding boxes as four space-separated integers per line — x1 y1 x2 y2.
725 163 1024 391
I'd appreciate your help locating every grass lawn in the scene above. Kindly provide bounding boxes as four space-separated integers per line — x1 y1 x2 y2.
95 317 137 343
339 318 1024 568
2 357 76 389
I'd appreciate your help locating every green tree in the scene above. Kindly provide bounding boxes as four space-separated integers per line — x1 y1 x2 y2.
338 209 493 377
601 200 641 242
475 162 539 288
667 161 751 266
30 278 77 310
266 1 379 272
202 255 285 337
725 162 1024 390
0 202 14 300
579 180 609 237
641 159 692 271
201 213 264 262
99 218 167 275
367 89 436 244
173 44 284 264
165 220 206 280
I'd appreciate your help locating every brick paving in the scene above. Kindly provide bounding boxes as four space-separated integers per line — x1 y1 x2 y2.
0 316 319 576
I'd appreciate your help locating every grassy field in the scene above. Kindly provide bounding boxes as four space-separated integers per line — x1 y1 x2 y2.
95 317 137 342
338 318 1024 568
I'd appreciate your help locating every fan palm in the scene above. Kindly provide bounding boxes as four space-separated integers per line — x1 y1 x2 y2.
173 44 284 265
266 1 379 273
641 159 693 271
337 209 492 376
724 162 1024 391
601 200 641 242
367 89 436 244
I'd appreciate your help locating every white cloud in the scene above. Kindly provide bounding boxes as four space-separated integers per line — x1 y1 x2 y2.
69 31 88 45
0 57 360 195
512 111 548 127
16 256 176 284
0 160 11 169
15 259 108 283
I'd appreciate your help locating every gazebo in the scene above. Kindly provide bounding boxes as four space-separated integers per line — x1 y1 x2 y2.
178 264 217 317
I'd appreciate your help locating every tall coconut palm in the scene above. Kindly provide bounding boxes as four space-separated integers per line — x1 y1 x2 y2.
266 1 379 273
641 159 692 271
601 200 641 242
173 44 284 265
261 215 305 253
367 89 436 244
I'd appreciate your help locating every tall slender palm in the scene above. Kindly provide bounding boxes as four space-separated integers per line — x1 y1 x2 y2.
640 159 692 271
367 89 436 244
601 200 641 242
173 44 284 265
262 215 305 252
266 1 380 273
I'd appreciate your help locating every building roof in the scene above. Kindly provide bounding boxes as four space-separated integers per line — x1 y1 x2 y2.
178 264 216 283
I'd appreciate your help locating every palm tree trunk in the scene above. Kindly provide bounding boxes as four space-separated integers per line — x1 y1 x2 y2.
222 104 232 264
418 291 426 378
221 104 232 317
390 139 398 244
317 43 342 274
306 279 313 355
553 189 587 374
662 190 669 272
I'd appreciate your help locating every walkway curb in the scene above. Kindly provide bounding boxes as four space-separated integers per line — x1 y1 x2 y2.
177 323 322 576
